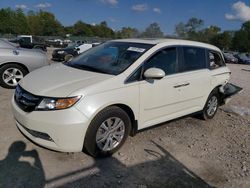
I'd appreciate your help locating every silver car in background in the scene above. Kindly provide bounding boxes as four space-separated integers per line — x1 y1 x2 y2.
0 39 48 89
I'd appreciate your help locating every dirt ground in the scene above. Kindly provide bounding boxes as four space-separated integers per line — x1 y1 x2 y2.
0 56 250 187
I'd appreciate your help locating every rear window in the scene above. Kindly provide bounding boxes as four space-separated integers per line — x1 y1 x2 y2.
182 47 206 72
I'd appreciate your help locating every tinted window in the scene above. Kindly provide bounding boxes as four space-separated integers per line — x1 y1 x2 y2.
209 51 225 69
182 47 206 71
19 37 31 44
144 47 177 75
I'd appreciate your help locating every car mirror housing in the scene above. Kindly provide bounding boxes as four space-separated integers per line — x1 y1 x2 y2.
144 68 165 80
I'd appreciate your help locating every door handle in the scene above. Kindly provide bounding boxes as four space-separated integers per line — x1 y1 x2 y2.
173 82 190 88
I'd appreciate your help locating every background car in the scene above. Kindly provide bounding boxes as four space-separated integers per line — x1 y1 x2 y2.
9 35 48 51
52 43 94 61
234 53 250 64
0 39 48 89
223 52 238 64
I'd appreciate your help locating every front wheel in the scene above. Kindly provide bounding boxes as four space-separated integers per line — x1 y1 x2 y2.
202 91 219 120
84 106 131 157
0 64 28 89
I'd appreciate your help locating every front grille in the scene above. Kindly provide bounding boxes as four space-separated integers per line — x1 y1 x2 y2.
15 85 42 112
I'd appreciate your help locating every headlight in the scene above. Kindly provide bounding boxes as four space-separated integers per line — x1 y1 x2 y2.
36 96 81 110
57 50 65 54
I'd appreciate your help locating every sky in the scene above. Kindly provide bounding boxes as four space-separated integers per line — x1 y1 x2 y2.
1 0 250 34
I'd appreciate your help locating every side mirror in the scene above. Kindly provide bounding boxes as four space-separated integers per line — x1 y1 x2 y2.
144 68 165 80
76 48 80 51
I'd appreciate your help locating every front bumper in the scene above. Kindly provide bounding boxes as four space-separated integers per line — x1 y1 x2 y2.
52 53 65 61
11 97 90 152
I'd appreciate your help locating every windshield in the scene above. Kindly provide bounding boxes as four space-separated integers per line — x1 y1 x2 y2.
64 43 78 49
239 54 249 59
65 41 153 75
224 53 234 58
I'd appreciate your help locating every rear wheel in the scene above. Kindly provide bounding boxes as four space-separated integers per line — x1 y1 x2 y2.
64 54 73 62
84 106 131 157
0 64 28 89
202 91 219 120
33 45 45 51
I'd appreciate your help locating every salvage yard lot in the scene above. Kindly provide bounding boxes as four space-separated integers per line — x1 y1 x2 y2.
0 62 250 188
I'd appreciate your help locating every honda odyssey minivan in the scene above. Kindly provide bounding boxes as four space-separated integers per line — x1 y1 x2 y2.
12 39 242 157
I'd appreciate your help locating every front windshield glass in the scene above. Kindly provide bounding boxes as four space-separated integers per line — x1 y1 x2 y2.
65 43 78 49
239 54 248 59
65 41 153 75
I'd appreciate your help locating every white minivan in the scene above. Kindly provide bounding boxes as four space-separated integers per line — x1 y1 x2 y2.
12 39 242 157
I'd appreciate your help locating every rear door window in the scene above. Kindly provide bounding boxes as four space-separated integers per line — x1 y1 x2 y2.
181 47 206 72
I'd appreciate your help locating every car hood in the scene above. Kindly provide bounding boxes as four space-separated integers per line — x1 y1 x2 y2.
19 63 114 97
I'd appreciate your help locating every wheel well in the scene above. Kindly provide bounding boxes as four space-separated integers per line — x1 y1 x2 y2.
0 62 29 73
210 85 223 105
111 104 138 136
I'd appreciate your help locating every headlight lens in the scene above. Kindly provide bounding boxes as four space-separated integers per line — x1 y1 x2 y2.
57 50 65 54
36 96 81 110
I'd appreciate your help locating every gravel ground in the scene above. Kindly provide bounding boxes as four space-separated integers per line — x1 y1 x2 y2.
0 57 250 188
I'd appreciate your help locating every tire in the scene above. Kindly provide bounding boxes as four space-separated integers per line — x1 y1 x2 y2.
33 45 45 51
84 106 131 158
202 90 220 120
0 64 28 89
64 54 73 62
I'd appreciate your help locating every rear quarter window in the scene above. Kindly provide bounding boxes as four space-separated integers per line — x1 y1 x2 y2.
208 51 225 70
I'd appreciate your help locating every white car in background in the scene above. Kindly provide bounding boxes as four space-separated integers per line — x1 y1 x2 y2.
12 39 242 157
76 43 93 54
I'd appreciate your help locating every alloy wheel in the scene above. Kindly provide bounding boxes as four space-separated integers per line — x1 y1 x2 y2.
95 117 125 151
207 96 218 116
2 68 23 87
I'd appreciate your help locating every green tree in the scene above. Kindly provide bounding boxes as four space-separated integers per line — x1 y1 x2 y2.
175 22 187 38
27 10 64 36
27 10 42 35
73 21 93 36
116 27 139 38
232 21 250 52
14 8 29 34
0 8 16 34
141 22 164 38
93 21 114 38
186 17 204 33
175 17 204 40
211 31 233 50
200 25 221 43
39 11 64 36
